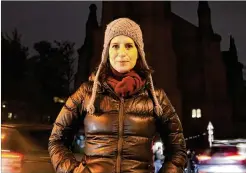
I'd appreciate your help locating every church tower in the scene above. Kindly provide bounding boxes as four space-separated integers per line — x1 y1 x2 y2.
197 1 232 137
197 1 213 38
75 4 99 89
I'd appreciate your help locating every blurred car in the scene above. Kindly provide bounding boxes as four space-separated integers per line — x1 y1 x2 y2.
1 123 85 173
1 123 55 173
197 144 246 173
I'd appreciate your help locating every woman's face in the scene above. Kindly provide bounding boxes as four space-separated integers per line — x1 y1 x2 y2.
109 35 138 73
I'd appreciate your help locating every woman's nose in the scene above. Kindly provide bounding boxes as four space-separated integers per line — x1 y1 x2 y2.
118 46 127 57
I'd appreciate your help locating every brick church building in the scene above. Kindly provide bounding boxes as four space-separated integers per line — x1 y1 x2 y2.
75 1 245 139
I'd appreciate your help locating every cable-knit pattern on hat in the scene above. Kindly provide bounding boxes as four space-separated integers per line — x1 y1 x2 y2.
104 18 144 50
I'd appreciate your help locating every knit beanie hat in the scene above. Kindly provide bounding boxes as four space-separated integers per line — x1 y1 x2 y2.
86 18 163 116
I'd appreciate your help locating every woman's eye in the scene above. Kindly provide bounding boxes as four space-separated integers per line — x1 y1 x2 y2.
112 45 119 49
125 44 133 49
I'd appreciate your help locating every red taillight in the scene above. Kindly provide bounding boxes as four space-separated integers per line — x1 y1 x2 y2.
2 151 23 159
1 150 23 173
197 155 211 161
226 154 246 161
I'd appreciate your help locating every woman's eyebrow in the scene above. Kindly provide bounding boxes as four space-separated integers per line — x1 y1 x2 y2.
110 42 119 45
110 41 134 45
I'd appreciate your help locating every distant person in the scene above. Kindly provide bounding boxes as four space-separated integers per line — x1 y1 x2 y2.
186 149 198 173
190 150 198 172
48 18 187 173
154 146 165 173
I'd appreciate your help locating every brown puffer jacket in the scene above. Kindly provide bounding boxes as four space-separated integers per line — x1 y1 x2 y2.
48 81 187 173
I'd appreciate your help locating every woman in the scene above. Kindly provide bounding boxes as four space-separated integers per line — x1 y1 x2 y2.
48 18 187 173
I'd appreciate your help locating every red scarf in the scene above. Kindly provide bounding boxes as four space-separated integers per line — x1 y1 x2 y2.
106 67 146 98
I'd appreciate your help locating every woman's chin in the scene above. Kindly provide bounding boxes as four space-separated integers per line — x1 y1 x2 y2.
115 68 130 74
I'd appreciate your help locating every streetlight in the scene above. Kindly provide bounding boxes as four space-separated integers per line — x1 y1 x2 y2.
53 96 66 103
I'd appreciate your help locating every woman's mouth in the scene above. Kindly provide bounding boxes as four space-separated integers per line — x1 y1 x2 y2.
117 61 129 63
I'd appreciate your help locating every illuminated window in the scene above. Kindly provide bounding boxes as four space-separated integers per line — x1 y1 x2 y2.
192 109 196 118
8 112 13 119
191 109 202 118
197 109 201 118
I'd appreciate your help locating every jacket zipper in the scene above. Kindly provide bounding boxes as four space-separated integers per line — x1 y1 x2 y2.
102 82 124 173
116 97 124 173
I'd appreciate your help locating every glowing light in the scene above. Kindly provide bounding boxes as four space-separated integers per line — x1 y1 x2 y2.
192 109 196 118
197 109 201 118
8 113 12 119
53 96 65 103
227 154 246 161
191 108 202 118
2 151 23 173
1 134 6 140
197 155 211 161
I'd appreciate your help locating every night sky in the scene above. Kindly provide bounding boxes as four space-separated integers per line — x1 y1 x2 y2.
2 1 246 78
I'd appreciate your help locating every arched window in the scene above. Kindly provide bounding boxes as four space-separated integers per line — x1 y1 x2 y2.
191 108 202 118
